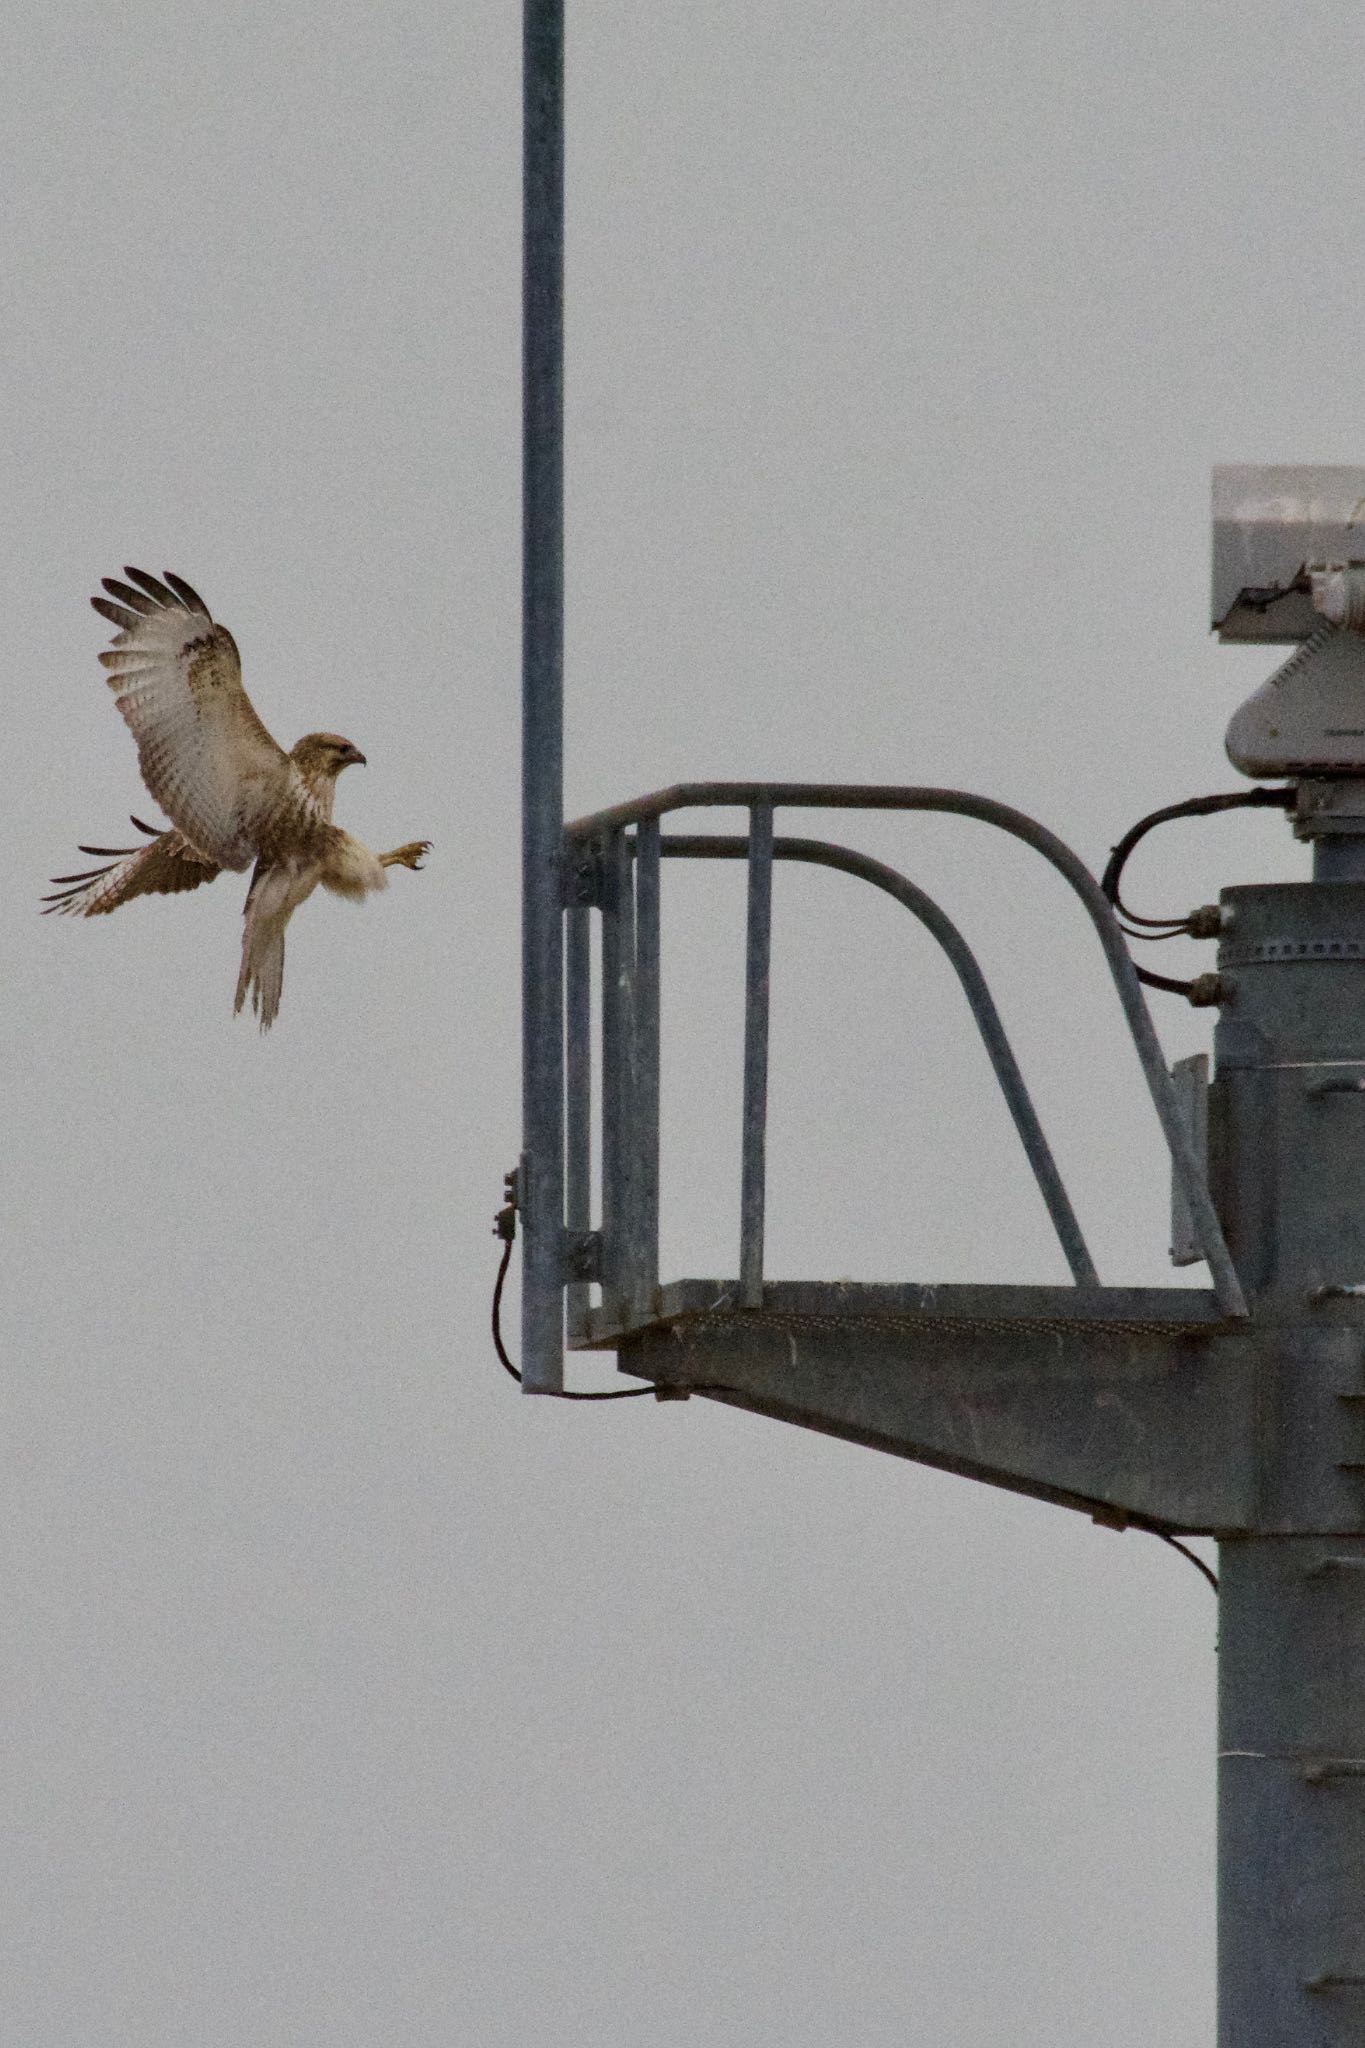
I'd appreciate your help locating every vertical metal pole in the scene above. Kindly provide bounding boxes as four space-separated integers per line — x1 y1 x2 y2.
1211 876 1365 2042
634 819 662 1320
521 0 565 1390
600 831 636 1322
565 902 591 1344
739 800 774 1307
1218 1537 1365 2043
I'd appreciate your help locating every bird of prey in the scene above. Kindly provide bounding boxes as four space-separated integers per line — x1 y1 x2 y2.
45 568 430 1030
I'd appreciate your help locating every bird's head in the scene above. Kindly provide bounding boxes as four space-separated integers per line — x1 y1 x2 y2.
290 732 367 786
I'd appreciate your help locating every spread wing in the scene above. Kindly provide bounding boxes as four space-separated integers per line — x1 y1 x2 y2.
41 816 221 917
92 569 292 871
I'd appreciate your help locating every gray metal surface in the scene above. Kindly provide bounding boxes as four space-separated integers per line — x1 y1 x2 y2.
1306 778 1365 880
607 1279 1254 1532
600 830 636 1322
1225 627 1365 779
1170 1053 1210 1267
1214 465 1365 642
662 832 1099 1285
633 820 662 1321
565 902 591 1341
633 1274 1229 1334
1210 881 1365 2037
520 0 566 1391
1214 883 1365 1307
1219 1536 1365 2043
738 803 774 1307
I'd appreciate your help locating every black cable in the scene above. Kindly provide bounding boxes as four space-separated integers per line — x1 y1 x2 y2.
491 1228 522 1386
1102 785 1294 997
491 1202 656 1400
1128 962 1208 999
1155 1531 1219 1595
1103 785 1293 928
1235 578 1309 616
1117 921 1189 944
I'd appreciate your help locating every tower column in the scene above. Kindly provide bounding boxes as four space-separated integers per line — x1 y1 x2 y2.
1214 880 1365 2043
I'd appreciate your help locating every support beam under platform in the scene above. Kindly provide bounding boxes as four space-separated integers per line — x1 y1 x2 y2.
591 1280 1268 1532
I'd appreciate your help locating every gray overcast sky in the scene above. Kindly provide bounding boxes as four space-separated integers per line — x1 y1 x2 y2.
0 2 1354 2042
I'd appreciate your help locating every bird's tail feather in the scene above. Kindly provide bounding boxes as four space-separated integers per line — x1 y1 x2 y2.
235 913 287 1032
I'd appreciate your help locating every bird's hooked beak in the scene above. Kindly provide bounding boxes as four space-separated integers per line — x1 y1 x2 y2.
340 743 367 768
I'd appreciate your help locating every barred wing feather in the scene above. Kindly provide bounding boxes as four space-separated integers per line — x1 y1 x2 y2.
93 568 292 870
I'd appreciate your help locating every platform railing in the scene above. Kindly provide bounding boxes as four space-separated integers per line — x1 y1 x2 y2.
664 833 1099 1294
540 784 1249 1377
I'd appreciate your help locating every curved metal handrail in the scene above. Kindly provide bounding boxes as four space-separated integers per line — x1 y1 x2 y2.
661 833 1099 1286
568 783 1247 1318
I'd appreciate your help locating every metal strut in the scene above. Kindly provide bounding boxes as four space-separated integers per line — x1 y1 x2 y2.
521 0 566 1391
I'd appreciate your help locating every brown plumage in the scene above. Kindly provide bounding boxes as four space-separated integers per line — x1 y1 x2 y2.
46 569 431 1029
43 817 218 917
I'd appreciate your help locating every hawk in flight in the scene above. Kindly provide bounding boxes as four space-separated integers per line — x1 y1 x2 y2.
45 568 430 1029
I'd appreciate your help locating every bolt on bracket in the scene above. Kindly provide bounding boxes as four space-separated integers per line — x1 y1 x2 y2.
562 1229 603 1284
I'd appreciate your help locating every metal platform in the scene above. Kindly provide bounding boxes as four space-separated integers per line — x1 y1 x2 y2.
519 781 1246 1397
595 1277 1256 1534
511 769 1260 1529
